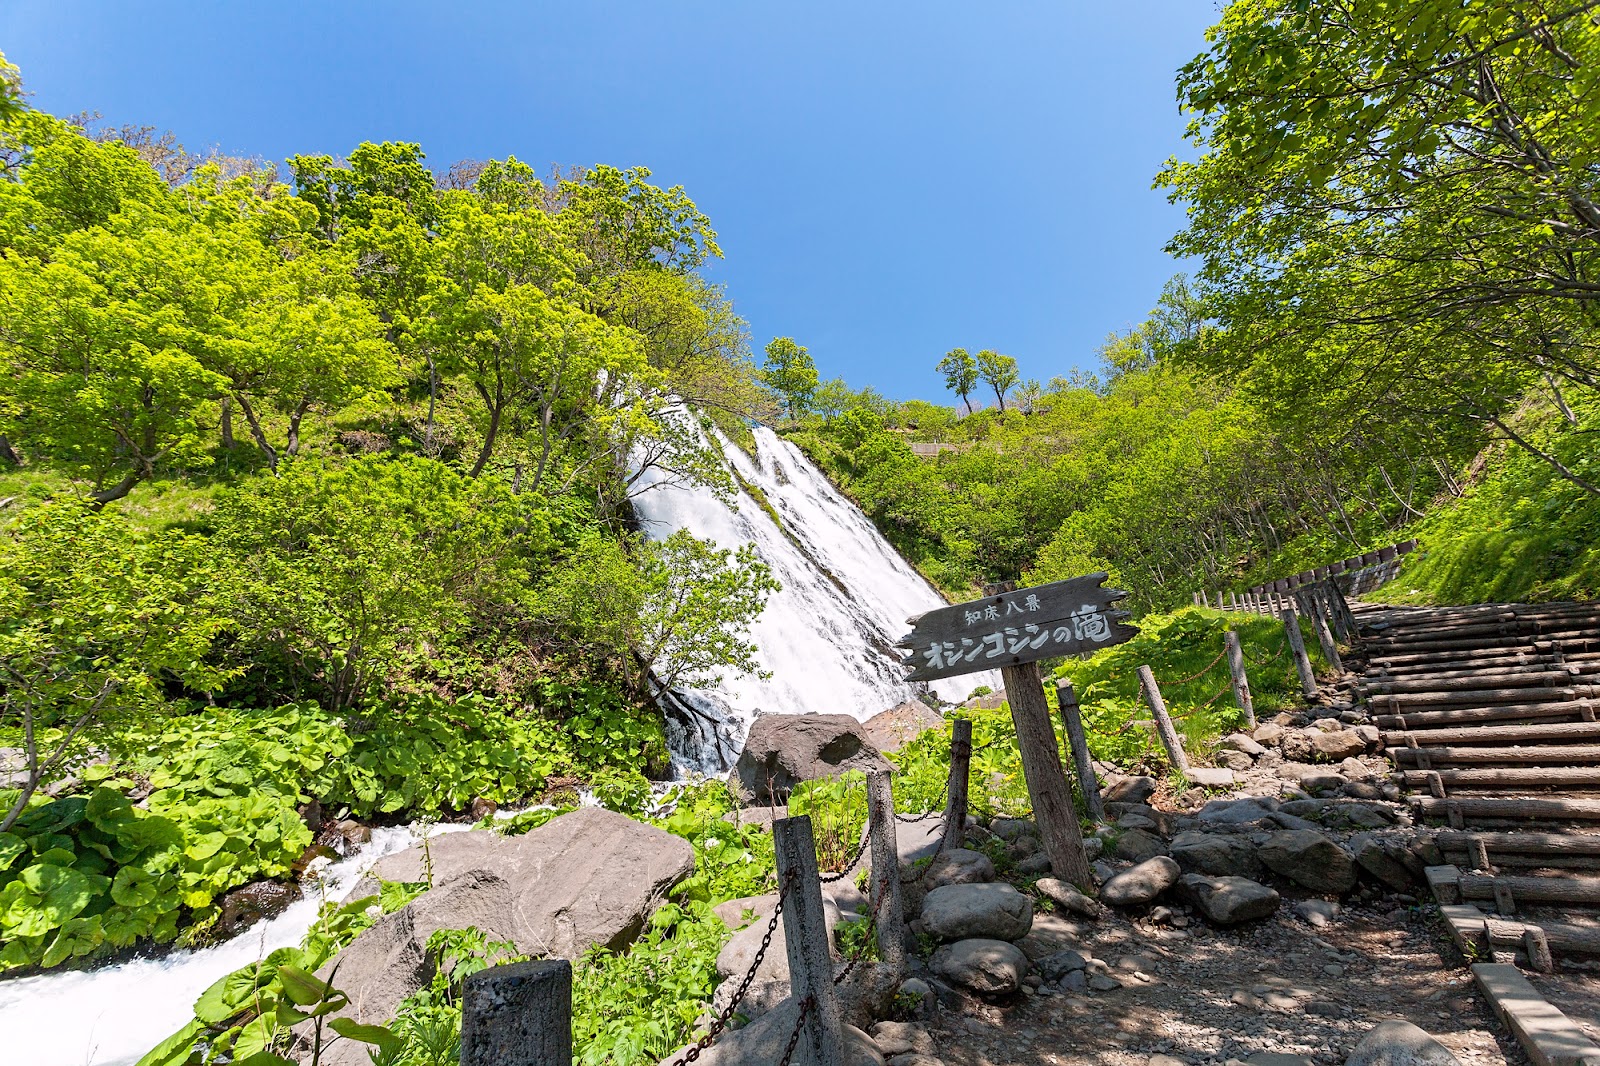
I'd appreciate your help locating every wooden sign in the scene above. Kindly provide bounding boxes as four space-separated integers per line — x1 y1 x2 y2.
898 573 1136 682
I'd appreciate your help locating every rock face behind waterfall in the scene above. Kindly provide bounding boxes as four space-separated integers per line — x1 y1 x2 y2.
312 808 693 1062
729 713 893 803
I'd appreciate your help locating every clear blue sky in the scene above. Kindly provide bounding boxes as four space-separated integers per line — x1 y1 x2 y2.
0 2 1219 401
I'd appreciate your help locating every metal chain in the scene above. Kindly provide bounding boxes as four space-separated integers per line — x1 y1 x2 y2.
663 865 799 1066
776 995 815 1066
819 822 872 883
894 777 949 823
833 867 894 986
1167 646 1229 685
1244 637 1288 667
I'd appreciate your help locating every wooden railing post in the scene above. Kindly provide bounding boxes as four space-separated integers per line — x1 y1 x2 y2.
459 960 572 1066
1312 608 1343 674
773 815 845 1066
942 719 972 850
1054 678 1104 821
1001 662 1095 889
1280 607 1319 698
1136 665 1190 775
864 771 907 975
1224 629 1256 728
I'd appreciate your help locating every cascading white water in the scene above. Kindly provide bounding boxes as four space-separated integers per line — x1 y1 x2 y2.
0 824 463 1066
634 425 994 769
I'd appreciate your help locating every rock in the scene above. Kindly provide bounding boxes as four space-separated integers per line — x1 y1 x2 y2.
1088 973 1122 991
1355 724 1382 748
1280 730 1317 762
962 690 1006 710
1015 913 1083 959
1007 834 1041 859
1187 767 1235 788
1178 874 1280 925
870 1020 936 1056
1107 802 1176 835
990 817 1037 841
1117 813 1158 831
923 848 996 889
1150 1056 1188 1066
355 809 695 957
1343 780 1384 800
1015 853 1053 876
1248 1054 1314 1066
714 893 778 929
1297 769 1346 794
1103 775 1158 804
717 894 841 985
1194 799 1276 827
886 1057 943 1066
1034 877 1106 918
1100 856 1181 906
1223 733 1268 757
1112 828 1169 863
1294 899 1340 928
1036 948 1090 981
1340 757 1373 779
1258 830 1358 894
1345 1020 1462 1066
1352 835 1420 891
920 882 1033 941
1312 730 1368 762
468 797 497 821
729 713 893 803
930 938 1029 994
1169 831 1264 880
1252 723 1286 746
1083 836 1104 862
1312 717 1344 732
1059 969 1089 992
862 700 945 754
1220 751 1255 772
218 880 301 935
657 1002 888 1066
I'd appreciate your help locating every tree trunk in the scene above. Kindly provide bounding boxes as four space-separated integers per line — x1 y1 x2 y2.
235 393 279 471
286 399 312 457
89 469 143 507
0 434 20 466
219 397 236 449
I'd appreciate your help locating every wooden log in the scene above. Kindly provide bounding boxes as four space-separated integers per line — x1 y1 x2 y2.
1002 661 1095 889
1392 744 1600 766
942 719 972 850
773 815 846 1066
1313 609 1343 674
1481 916 1600 958
1413 796 1600 821
864 771 906 975
1383 716 1600 749
1436 831 1600 856
1459 872 1600 906
1371 687 1584 712
1137 664 1191 774
1280 608 1318 698
1055 678 1104 821
1224 629 1256 728
1362 671 1575 695
1374 701 1592 731
1402 766 1600 790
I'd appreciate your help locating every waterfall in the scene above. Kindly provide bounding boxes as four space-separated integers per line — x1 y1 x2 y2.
633 425 993 770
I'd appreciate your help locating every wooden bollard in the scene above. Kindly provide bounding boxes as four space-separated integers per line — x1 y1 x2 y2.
1280 608 1319 698
1054 678 1104 821
1136 665 1190 775
1224 629 1256 728
1001 662 1095 889
942 719 972 850
773 815 845 1066
1313 609 1343 674
864 771 907 974
459 960 571 1066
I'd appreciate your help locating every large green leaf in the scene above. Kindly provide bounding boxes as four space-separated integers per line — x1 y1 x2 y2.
41 915 104 967
0 832 26 871
111 865 161 908
132 1018 206 1066
328 1017 403 1052
17 863 109 923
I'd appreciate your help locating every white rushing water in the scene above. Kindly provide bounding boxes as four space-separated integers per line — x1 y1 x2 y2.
634 425 993 767
0 824 460 1066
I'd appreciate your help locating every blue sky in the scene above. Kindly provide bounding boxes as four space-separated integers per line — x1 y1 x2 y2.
1 2 1220 401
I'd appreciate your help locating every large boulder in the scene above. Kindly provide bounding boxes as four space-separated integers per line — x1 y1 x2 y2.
920 882 1033 941
1100 856 1181 907
930 938 1030 995
1111 828 1169 863
1102 775 1158 805
861 700 944 754
1169 831 1264 880
729 714 892 803
1312 730 1368 762
1179 873 1280 925
656 1002 887 1066
1352 835 1423 891
1345 1020 1462 1066
1258 829 1358 894
923 848 996 889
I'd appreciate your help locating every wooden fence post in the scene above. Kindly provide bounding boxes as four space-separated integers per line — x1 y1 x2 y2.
1001 662 1095 889
1224 629 1256 728
864 771 907 975
1054 678 1104 822
773 815 845 1066
459 960 572 1066
1312 608 1343 674
1280 607 1319 698
1136 665 1191 775
942 719 972 850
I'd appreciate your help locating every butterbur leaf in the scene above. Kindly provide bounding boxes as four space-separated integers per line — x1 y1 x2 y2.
184 832 227 861
42 915 104 967
194 967 257 1026
18 863 109 923
86 786 135 827
232 1054 297 1066
111 865 161 907
277 963 343 1008
0 832 26 871
229 1012 278 1060
132 1018 207 1066
329 1018 403 1052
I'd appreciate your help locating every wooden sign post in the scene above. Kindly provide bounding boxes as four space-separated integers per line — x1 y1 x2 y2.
899 573 1136 891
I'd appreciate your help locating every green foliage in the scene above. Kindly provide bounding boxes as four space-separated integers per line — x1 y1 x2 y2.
936 348 978 413
975 349 1019 411
761 336 819 421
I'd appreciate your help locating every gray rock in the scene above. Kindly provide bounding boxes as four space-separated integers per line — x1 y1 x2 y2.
1170 831 1264 880
920 882 1033 941
1298 769 1346 794
1100 856 1181 906
1220 750 1255 772
869 1020 936 1056
1312 730 1368 762
1248 1054 1313 1066
1088 973 1123 991
1223 733 1267 757
1034 877 1106 918
990 817 1037 841
861 700 944 754
1294 899 1339 928
657 1004 887 1066
1252 723 1286 746
729 713 893 803
714 892 778 929
1195 799 1277 827
218 880 301 936
1355 724 1382 748
1112 828 1170 863
1178 873 1280 925
1187 767 1235 788
1311 717 1344 732
1035 948 1089 980
1015 853 1053 875
1280 730 1316 762
1059 969 1089 992
1345 1020 1461 1066
1352 835 1420 891
1015 913 1084 960
1258 830 1357 894
1117 813 1158 831
930 938 1030 994
717 893 840 983
922 848 996 889
1103 775 1158 804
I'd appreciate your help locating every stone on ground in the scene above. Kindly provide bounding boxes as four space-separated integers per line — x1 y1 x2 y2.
1223 733 1267 757
1035 948 1090 980
930 938 1030 994
861 699 944 753
1313 730 1368 761
1100 855 1181 906
1344 1020 1462 1066
729 713 893 803
656 1003 887 1066
922 848 995 889
1179 873 1280 925
870 1020 936 1056
1103 775 1158 804
1258 829 1358 894
1015 913 1084 960
1187 766 1235 788
1112 827 1170 862
1294 899 1340 928
716 894 840 981
1034 877 1105 918
990 816 1038 840
1170 831 1265 880
920 882 1033 941
1352 834 1422 891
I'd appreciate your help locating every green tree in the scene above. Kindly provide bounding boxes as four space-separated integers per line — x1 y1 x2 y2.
761 337 819 420
936 348 978 413
975 349 1019 412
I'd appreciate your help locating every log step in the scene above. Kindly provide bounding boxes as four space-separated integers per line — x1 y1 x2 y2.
1370 686 1587 711
1459 872 1600 906
1373 701 1594 730
1403 766 1600 790
1392 744 1600 767
1436 830 1600 854
1383 720 1600 747
1362 671 1576 695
